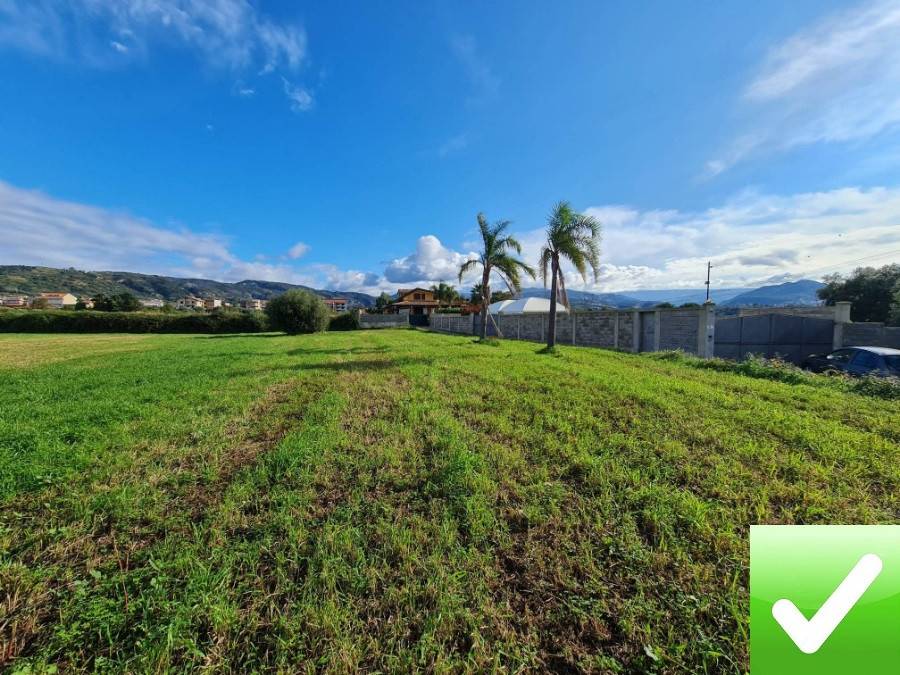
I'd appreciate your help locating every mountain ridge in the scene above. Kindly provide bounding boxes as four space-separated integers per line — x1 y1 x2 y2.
0 265 377 307
720 279 825 308
520 279 824 309
1 265 826 310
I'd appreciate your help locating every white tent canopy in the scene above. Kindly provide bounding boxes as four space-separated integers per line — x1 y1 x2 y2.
487 299 515 314
488 297 568 315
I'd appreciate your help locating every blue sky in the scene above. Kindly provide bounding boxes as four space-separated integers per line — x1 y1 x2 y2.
2 0 900 295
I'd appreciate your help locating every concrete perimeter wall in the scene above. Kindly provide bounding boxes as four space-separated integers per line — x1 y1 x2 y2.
429 306 715 356
428 314 474 334
842 322 900 349
360 314 409 329
429 300 897 359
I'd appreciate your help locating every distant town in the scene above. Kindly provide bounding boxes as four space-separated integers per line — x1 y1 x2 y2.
0 291 353 313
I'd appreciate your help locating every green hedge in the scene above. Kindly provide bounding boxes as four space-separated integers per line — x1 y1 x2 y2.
0 309 269 334
327 312 360 331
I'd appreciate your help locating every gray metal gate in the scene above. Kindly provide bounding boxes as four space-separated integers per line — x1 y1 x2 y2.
639 312 656 352
714 313 833 364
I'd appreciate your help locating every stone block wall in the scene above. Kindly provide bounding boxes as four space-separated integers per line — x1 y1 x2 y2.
424 302 900 358
659 310 701 352
428 307 708 356
360 314 409 329
572 312 617 347
843 322 900 349
428 314 474 334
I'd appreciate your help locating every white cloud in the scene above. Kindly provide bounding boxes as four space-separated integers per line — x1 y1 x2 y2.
307 264 381 292
0 0 310 111
569 186 900 290
382 186 900 296
282 77 314 112
450 34 498 102
709 0 900 173
438 133 469 157
0 180 231 272
0 180 365 292
384 235 477 284
235 83 256 97
745 1 900 101
287 241 310 259
5 179 899 300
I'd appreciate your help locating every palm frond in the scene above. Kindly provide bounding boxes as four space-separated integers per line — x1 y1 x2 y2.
494 254 535 293
477 213 491 242
558 268 569 307
496 234 523 255
541 202 603 285
465 211 533 297
457 258 480 283
538 247 553 287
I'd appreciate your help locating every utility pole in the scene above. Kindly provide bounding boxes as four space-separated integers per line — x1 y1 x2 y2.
704 261 712 303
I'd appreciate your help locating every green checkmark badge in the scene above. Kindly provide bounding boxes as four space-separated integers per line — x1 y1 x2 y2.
751 526 900 674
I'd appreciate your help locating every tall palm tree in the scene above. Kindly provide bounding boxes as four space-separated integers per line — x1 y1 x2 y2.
459 213 535 339
539 201 601 349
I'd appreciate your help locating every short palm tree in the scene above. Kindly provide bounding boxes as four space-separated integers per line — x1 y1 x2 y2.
430 281 459 307
539 201 601 349
459 213 535 339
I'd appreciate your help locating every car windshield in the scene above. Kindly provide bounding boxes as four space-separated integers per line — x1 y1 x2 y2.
884 355 900 374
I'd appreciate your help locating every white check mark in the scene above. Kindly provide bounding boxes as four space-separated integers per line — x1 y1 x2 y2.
772 553 882 654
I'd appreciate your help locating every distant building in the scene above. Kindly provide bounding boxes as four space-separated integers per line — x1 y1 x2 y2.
176 296 204 310
79 297 95 309
39 292 78 309
324 298 349 313
1 295 29 308
140 298 165 309
241 298 265 310
204 298 222 310
387 288 440 316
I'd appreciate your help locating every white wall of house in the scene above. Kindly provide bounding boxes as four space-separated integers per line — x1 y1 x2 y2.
41 293 77 308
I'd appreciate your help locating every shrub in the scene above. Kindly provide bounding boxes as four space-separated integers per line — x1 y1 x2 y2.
650 350 900 400
328 312 360 331
94 292 141 312
718 354 809 385
651 351 809 384
265 290 329 335
849 375 900 400
0 309 268 334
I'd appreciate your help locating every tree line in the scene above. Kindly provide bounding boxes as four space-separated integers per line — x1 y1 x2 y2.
817 264 900 325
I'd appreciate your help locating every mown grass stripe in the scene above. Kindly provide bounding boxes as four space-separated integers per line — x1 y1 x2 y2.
1 330 898 673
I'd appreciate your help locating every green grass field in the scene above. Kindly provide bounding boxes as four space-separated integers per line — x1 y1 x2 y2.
1 330 898 673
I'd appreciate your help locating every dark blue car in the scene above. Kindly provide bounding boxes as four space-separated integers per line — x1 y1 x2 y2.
802 346 900 377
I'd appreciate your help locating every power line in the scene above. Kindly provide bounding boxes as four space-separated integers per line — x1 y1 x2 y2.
798 247 900 277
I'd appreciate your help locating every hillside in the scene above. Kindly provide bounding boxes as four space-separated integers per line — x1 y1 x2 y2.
520 280 823 309
0 266 376 307
1 265 826 312
520 286 647 308
624 287 753 305
721 279 824 307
